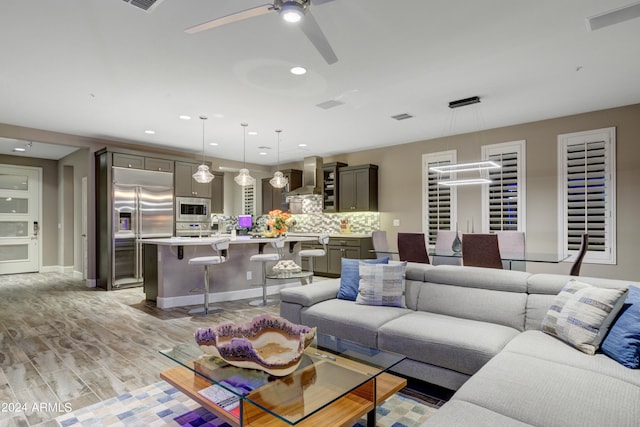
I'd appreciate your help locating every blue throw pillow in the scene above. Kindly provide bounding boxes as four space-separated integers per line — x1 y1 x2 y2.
337 257 389 301
601 285 640 368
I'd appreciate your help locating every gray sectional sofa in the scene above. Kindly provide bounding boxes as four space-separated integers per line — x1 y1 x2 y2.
279 264 640 427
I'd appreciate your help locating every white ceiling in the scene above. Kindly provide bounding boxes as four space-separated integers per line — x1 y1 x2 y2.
1 0 639 165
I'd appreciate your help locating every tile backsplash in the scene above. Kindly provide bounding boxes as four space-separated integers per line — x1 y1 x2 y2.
290 212 380 234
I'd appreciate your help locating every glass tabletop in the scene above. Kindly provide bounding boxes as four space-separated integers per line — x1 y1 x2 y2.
429 250 569 263
160 333 405 425
266 271 314 280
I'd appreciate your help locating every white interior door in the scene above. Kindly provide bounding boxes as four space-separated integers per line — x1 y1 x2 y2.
0 165 41 274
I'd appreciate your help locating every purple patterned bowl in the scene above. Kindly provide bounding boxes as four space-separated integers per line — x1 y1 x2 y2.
194 314 316 377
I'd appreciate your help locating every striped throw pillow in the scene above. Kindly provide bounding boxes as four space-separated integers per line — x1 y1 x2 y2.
541 280 628 355
356 261 407 308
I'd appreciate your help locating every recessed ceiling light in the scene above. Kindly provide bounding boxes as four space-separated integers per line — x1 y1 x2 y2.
13 147 26 152
290 66 307 75
259 152 268 156
298 143 307 148
248 131 258 136
209 142 218 146
179 115 191 120
144 130 156 135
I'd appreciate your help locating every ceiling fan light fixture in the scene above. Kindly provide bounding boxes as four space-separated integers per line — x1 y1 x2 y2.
281 2 304 23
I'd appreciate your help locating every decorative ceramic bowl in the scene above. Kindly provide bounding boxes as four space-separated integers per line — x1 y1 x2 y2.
194 314 316 377
272 260 302 274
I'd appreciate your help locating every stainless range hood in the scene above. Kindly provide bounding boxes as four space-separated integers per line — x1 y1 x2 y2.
289 156 323 196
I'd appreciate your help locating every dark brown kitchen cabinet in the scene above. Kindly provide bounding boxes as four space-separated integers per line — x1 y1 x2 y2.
299 236 375 277
261 169 302 213
322 162 347 212
175 161 212 198
339 164 378 212
113 153 144 169
144 157 174 172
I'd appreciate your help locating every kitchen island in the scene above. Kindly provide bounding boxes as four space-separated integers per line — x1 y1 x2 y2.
141 235 317 309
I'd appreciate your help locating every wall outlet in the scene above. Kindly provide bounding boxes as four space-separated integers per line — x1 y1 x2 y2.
393 219 400 226
246 271 252 280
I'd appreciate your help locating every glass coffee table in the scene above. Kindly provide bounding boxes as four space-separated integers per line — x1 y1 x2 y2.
266 270 314 285
160 333 406 426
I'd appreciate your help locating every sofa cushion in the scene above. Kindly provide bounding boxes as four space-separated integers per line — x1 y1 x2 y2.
448 349 640 427
416 282 527 331
300 299 411 348
279 279 340 307
378 311 520 376
423 265 530 293
600 285 640 368
355 261 407 307
425 400 535 427
337 257 389 301
501 330 640 387
541 280 628 354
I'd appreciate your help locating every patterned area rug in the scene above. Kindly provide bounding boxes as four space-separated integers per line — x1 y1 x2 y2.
56 380 441 427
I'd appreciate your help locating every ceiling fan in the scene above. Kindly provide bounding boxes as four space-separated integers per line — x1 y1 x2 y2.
185 0 338 64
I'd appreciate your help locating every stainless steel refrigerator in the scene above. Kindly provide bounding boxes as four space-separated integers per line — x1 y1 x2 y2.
112 167 173 288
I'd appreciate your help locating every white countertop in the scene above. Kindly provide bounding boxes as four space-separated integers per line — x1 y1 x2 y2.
287 232 373 238
141 235 317 246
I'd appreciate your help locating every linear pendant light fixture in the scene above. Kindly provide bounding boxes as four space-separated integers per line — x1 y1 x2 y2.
234 123 256 186
430 160 501 174
270 129 288 189
192 115 215 184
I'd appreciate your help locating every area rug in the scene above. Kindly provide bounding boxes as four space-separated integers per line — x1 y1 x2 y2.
56 380 441 427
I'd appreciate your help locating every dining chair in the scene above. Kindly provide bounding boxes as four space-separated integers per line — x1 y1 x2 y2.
433 230 462 266
372 230 393 259
570 233 589 276
397 232 430 263
461 233 503 269
495 231 526 270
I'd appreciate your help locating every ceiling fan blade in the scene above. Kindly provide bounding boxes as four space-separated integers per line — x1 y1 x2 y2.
310 0 337 5
185 4 275 34
299 11 338 64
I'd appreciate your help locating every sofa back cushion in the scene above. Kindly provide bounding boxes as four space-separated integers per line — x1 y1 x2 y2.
416 266 530 331
525 274 639 330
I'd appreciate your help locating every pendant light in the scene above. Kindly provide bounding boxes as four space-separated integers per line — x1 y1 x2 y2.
234 122 255 186
269 129 288 189
192 115 215 184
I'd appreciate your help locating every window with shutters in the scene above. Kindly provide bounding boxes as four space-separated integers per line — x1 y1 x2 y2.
242 184 255 216
481 140 526 233
558 127 616 264
422 151 457 246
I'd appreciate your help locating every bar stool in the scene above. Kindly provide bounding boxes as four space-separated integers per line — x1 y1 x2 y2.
187 238 230 316
298 234 329 283
249 237 286 307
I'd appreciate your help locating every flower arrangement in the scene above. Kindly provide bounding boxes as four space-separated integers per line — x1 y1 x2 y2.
266 209 295 236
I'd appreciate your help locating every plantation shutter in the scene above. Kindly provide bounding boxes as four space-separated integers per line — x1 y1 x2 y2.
423 151 456 246
242 184 255 215
565 140 609 253
488 152 519 231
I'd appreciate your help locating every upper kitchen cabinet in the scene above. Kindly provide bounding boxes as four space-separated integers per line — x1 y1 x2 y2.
339 164 378 212
175 161 212 198
322 162 347 212
210 171 224 213
261 169 302 214
144 157 174 172
112 153 145 169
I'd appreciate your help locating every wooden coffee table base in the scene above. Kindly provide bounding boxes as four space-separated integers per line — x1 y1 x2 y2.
160 366 406 427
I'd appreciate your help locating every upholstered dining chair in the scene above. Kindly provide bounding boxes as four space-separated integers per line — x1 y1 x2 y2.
495 231 526 270
372 230 393 259
433 230 462 266
397 232 430 263
570 233 589 276
461 233 503 269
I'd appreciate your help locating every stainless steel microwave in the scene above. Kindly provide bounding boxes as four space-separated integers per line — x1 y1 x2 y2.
175 197 210 222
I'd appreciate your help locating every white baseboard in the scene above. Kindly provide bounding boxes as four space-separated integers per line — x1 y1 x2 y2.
156 282 300 309
40 265 74 274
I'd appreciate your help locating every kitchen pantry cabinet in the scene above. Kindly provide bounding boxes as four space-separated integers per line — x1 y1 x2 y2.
300 236 375 277
261 169 302 214
175 161 212 198
339 164 378 212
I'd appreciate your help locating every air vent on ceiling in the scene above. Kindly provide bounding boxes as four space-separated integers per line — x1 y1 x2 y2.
391 113 414 121
448 96 481 109
316 100 345 110
122 0 165 12
586 1 640 31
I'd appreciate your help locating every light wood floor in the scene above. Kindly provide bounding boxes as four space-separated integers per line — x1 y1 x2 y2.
0 272 286 426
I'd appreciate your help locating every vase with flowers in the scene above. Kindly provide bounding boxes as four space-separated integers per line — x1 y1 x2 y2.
265 209 295 237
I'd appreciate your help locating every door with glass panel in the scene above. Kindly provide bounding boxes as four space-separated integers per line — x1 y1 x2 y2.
0 165 40 274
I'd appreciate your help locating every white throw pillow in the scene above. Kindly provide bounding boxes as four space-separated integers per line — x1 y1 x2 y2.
355 261 407 308
541 280 628 355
